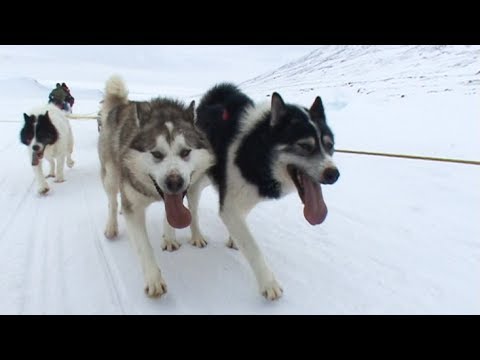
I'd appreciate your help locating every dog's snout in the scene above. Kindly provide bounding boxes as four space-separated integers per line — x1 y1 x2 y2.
32 144 40 152
165 174 185 193
322 167 340 185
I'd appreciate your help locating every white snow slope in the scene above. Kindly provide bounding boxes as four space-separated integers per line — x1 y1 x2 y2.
0 45 478 314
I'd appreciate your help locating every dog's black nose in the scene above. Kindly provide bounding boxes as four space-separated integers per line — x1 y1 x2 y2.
32 144 40 151
322 167 340 185
165 174 185 193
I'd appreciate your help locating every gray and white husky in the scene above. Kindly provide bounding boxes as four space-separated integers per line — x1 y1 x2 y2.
98 75 214 297
196 83 340 300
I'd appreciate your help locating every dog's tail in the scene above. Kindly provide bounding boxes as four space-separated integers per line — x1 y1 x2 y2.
100 75 129 127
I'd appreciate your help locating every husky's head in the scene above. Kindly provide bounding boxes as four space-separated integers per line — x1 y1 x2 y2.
125 100 214 229
270 93 339 225
20 111 59 166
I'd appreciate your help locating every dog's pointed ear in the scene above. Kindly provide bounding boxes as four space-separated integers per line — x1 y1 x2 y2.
310 96 326 122
21 114 34 145
134 102 152 127
270 92 287 127
37 111 49 124
187 100 195 123
36 111 58 145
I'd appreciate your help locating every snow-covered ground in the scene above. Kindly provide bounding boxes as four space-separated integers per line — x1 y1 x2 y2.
0 45 478 314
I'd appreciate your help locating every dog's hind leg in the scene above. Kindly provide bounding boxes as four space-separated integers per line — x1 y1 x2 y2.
187 177 208 248
33 160 49 195
67 155 74 168
123 200 167 298
54 155 66 183
162 216 180 252
220 204 283 301
66 127 74 168
102 163 119 239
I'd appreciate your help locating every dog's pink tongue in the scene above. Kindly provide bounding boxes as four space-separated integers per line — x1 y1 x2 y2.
32 152 40 166
164 193 191 229
302 176 328 225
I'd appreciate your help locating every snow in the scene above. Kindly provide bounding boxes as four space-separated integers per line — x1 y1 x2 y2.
0 45 478 314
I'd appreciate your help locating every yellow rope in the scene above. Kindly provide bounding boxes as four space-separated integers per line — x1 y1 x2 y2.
336 149 480 166
66 114 99 120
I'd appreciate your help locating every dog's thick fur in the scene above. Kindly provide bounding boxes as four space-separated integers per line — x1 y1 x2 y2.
196 83 339 300
98 75 214 297
20 104 75 194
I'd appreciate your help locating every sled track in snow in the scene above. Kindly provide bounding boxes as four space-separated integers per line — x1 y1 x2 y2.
0 180 34 244
78 175 128 314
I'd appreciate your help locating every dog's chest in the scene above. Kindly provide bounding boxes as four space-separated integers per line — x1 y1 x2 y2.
43 144 59 158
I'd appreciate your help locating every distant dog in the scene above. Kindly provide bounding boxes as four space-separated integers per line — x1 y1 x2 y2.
196 83 339 300
20 104 75 194
98 75 214 298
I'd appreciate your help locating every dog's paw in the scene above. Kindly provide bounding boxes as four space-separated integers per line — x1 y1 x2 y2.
67 159 74 168
162 238 181 252
104 223 118 239
190 234 208 248
260 279 284 301
144 269 167 298
54 177 65 183
37 184 50 195
226 237 238 250
46 173 55 178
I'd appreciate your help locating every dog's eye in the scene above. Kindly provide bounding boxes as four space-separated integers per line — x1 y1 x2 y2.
180 149 191 159
298 142 314 153
151 151 164 160
324 142 334 152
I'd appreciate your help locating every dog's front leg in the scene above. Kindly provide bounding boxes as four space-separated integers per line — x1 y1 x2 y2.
220 205 283 301
187 177 209 248
124 204 167 298
33 160 49 195
46 158 55 178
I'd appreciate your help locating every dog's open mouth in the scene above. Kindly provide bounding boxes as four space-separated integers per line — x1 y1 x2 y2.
287 165 328 225
32 150 44 166
149 175 191 229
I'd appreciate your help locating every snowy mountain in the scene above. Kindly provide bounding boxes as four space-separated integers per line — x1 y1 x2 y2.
240 45 480 100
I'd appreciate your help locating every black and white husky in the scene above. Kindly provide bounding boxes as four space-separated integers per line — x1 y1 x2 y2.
98 75 214 298
20 104 75 195
196 84 339 300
